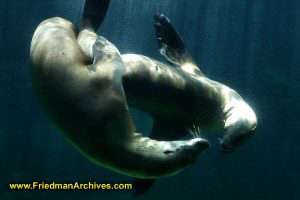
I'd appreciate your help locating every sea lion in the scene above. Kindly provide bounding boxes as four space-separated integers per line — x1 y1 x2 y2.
29 0 209 178
121 14 257 195
123 14 257 154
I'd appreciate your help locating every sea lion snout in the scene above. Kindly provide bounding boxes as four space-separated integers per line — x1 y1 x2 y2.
178 138 209 164
190 138 210 153
220 127 256 154
222 100 257 154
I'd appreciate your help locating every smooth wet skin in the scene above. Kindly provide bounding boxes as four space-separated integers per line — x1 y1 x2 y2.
122 55 257 153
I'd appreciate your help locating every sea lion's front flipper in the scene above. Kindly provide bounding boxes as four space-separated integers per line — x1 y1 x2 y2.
154 14 205 77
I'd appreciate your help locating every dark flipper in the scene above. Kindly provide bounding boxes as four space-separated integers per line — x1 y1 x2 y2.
134 119 185 196
154 14 205 76
133 178 156 197
81 0 110 31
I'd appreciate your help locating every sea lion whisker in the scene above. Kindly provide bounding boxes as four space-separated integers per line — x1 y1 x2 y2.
189 129 196 138
192 124 198 138
217 138 223 144
186 128 196 138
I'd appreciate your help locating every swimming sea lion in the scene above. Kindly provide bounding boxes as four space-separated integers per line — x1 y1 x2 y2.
29 0 209 178
121 14 257 195
123 14 257 154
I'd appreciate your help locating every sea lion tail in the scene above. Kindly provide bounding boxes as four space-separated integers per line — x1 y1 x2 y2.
81 0 110 31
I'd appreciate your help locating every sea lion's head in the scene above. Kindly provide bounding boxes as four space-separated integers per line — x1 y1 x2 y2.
164 138 210 165
221 101 257 154
151 137 209 177
220 120 256 153
127 136 209 178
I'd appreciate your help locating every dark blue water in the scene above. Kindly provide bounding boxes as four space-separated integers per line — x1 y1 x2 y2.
0 0 299 199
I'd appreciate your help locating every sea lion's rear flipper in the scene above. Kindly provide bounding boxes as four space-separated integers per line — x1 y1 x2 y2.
78 0 111 64
81 0 110 31
154 14 205 77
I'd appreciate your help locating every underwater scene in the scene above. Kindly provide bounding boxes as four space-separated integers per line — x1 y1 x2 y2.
0 0 299 199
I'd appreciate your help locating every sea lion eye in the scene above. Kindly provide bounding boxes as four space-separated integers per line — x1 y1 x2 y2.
164 150 174 155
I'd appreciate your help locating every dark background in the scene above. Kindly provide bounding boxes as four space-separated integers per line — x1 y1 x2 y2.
0 0 299 199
